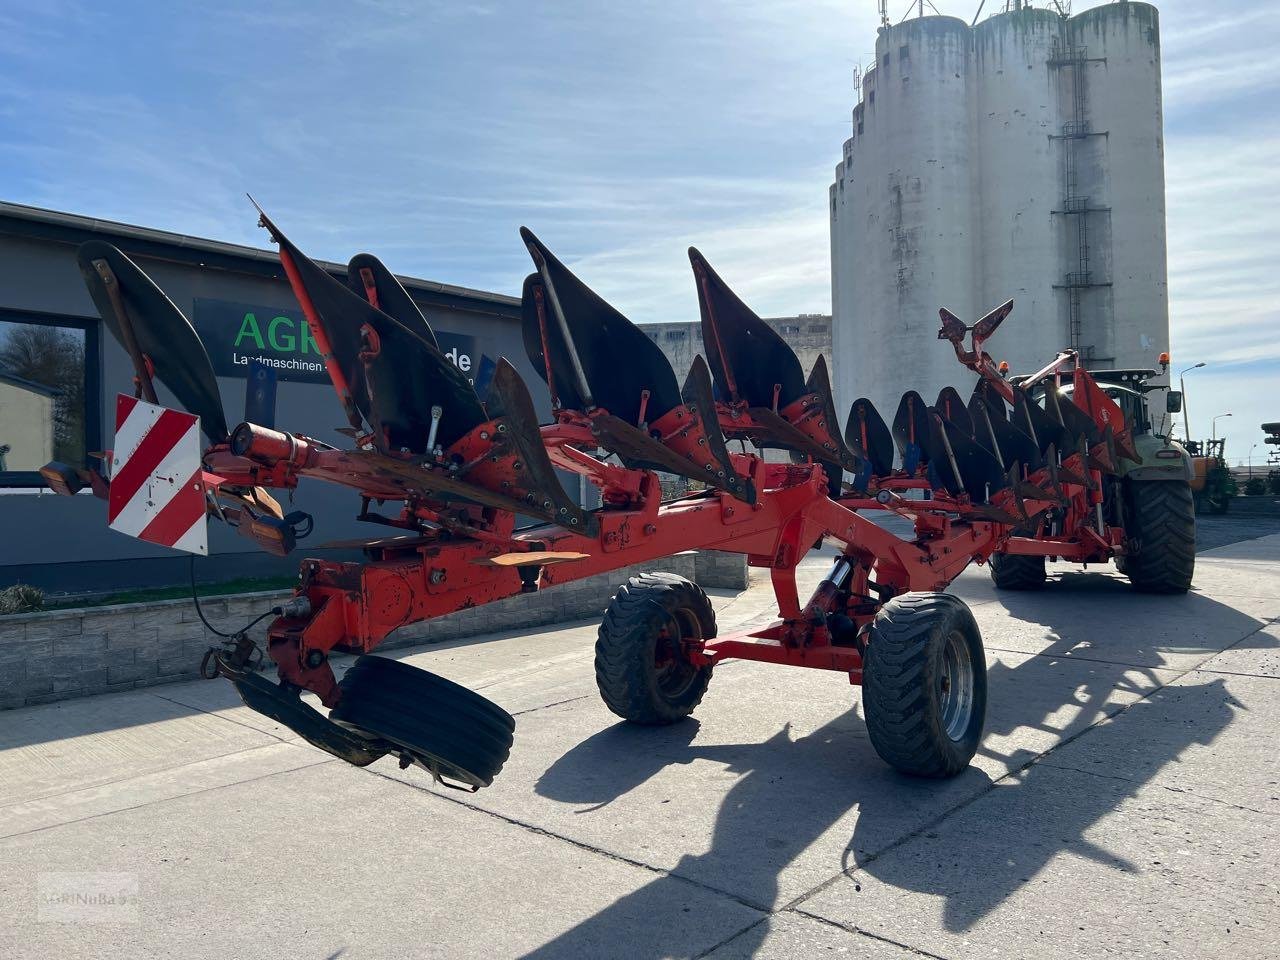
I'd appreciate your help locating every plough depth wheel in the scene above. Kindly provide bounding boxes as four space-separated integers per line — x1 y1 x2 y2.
330 656 515 789
595 573 715 725
863 593 987 778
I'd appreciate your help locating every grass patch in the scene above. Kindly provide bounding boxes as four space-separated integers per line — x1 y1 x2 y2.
45 576 297 610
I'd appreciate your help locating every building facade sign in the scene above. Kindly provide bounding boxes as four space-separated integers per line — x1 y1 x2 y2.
192 298 479 384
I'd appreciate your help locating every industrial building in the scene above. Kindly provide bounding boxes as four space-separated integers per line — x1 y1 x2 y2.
830 1 1170 421
643 314 832 388
0 202 529 594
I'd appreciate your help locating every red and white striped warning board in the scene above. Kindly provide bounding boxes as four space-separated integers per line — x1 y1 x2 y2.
107 394 208 555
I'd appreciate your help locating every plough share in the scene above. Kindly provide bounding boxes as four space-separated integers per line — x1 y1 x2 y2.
42 205 1193 789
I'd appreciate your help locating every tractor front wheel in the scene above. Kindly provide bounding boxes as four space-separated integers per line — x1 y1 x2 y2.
862 593 986 778
330 655 515 789
1123 479 1195 594
595 573 715 725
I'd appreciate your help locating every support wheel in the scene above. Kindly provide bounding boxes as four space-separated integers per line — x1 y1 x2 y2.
330 655 515 789
1123 479 1195 594
863 593 986 778
595 573 715 725
989 551 1046 591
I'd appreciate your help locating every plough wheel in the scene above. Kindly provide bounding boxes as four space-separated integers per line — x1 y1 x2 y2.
989 552 1046 591
330 655 515 789
595 573 715 725
863 593 986 778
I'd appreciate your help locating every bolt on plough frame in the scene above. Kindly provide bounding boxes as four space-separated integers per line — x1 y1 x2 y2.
40 204 1189 788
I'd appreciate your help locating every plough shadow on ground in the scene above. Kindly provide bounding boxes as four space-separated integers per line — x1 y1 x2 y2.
519 594 1258 958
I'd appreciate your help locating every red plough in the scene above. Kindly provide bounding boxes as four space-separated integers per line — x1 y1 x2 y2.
40 207 1193 789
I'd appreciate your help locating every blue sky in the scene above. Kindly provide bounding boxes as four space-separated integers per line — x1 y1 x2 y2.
0 0 1276 462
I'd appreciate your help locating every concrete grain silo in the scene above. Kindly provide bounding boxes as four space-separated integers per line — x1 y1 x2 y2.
829 1 1170 424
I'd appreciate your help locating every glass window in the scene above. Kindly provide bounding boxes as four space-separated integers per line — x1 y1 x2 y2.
0 314 98 484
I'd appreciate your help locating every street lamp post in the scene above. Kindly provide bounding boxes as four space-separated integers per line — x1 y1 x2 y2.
1179 362 1207 443
1249 443 1257 478
1212 412 1232 441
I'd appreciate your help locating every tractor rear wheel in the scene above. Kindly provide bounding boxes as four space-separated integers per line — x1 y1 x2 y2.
595 573 715 725
330 655 515 789
989 551 1046 591
862 593 986 778
1122 479 1195 594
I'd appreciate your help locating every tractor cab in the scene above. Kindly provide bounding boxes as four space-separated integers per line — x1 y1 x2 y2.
1012 368 1161 437
1008 366 1190 486
1071 379 1150 436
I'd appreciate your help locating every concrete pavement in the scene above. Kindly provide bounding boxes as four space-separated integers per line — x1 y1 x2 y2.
1 529 1277 959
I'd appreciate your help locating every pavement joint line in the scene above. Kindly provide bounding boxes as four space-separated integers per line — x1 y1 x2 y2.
1030 760 1146 786
1151 783 1275 817
786 907 954 960
690 916 772 960
147 690 296 744
1034 761 1277 817
1189 666 1280 681
509 695 593 717
0 738 308 812
1183 592 1280 601
360 766 776 914
980 643 1244 674
1210 616 1280 656
469 658 593 693
0 755 336 841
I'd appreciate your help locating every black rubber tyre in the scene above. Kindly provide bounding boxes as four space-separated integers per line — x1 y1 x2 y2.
1123 479 1195 594
862 593 987 778
330 655 515 789
989 551 1046 591
595 572 715 725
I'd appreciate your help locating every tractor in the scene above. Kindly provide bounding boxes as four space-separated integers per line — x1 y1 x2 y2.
1183 438 1236 515
934 340 1197 596
979 365 1196 593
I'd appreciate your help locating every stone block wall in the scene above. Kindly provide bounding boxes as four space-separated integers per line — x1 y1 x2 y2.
0 550 747 710
694 550 752 590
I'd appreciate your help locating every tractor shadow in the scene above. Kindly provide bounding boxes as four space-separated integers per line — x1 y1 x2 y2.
990 569 1271 681
518 600 1256 956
